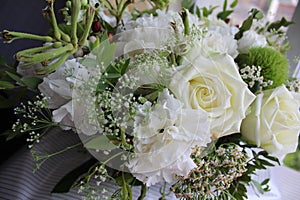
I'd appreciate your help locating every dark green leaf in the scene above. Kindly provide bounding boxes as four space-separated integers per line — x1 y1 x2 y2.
6 71 23 84
0 55 8 67
51 158 97 193
0 80 15 90
235 9 263 39
21 77 42 90
223 0 228 11
114 172 143 186
217 10 234 20
259 159 275 167
0 88 27 108
1 129 17 141
181 0 194 12
267 17 294 31
202 7 208 17
105 73 121 79
261 178 270 185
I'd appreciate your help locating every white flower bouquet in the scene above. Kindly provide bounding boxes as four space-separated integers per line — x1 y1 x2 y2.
1 0 300 199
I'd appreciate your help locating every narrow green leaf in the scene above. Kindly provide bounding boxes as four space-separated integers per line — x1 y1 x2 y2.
252 180 265 194
261 178 270 185
0 80 15 90
0 55 8 67
217 10 234 20
230 0 238 8
105 73 121 79
84 135 117 150
223 0 228 11
51 158 97 193
21 77 42 90
267 17 294 31
6 71 23 84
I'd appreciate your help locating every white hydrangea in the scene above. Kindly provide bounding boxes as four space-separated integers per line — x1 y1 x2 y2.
127 89 211 186
38 58 88 130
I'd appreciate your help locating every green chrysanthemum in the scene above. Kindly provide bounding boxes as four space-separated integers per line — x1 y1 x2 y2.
236 47 289 90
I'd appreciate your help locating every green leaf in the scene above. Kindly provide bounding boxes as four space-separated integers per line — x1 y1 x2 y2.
0 88 27 108
252 180 265 194
93 36 116 68
0 55 8 67
51 158 97 193
181 0 194 12
21 77 42 90
1 129 18 141
6 71 23 84
223 0 228 11
267 17 294 31
0 80 15 90
6 71 41 90
79 57 98 68
235 9 264 40
230 0 238 8
114 172 143 186
261 178 270 186
105 73 122 79
217 10 234 20
84 135 117 150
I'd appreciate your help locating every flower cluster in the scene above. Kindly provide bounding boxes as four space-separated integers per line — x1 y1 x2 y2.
171 144 248 199
2 0 300 199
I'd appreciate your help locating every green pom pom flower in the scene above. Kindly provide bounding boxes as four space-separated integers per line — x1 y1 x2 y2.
236 47 289 90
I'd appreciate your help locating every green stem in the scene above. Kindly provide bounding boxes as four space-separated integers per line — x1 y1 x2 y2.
78 6 95 47
19 43 73 65
2 30 53 43
15 45 54 60
48 0 61 40
59 29 71 43
35 52 70 75
71 0 81 48
137 184 147 200
116 0 132 26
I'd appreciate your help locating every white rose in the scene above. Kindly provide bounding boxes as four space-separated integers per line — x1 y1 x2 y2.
241 85 300 158
238 30 267 54
170 54 255 139
128 89 211 186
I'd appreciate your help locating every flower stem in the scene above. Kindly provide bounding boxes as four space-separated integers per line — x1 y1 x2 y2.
1 30 53 43
47 0 61 40
71 0 81 48
78 6 95 47
35 51 70 75
15 45 54 60
19 43 73 65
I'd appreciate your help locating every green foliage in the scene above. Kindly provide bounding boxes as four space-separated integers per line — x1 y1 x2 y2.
217 0 238 21
236 47 289 90
267 17 294 31
235 8 264 40
171 134 280 200
181 0 195 13
284 137 300 171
